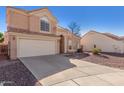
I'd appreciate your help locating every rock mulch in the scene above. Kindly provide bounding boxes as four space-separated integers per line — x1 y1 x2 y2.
83 53 124 70
0 60 41 86
66 53 124 70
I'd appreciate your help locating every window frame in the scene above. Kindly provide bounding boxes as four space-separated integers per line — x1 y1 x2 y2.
40 17 51 33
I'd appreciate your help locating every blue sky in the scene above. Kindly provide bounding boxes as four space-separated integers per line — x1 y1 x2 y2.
0 6 124 36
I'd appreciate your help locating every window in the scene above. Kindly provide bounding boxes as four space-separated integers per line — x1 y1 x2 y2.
40 18 50 32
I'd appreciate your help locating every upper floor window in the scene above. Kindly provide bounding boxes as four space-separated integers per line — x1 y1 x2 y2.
40 17 50 32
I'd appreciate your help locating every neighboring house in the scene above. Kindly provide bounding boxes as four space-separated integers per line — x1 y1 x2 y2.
5 7 80 60
81 31 124 53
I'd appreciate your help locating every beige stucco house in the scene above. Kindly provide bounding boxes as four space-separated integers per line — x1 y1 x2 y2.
81 31 124 53
5 7 81 60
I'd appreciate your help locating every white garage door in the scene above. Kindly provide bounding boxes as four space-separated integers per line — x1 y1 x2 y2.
17 39 56 57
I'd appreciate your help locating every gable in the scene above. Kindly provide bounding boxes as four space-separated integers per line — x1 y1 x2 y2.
7 6 28 16
29 8 58 23
57 26 81 41
82 31 122 41
7 7 58 23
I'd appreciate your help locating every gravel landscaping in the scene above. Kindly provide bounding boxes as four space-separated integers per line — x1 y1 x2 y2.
65 52 124 70
0 59 41 86
0 52 124 86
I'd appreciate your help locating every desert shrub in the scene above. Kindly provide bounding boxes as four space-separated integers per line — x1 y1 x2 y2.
92 48 101 54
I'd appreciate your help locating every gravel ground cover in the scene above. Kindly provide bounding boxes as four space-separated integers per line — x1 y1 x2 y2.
65 52 124 70
0 59 41 86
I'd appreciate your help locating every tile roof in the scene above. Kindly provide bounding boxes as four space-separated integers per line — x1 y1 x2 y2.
83 30 124 41
103 33 124 40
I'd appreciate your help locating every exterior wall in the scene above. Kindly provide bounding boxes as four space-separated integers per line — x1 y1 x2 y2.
81 32 124 53
9 35 17 60
7 32 60 59
29 14 57 34
67 35 80 52
29 15 40 32
73 37 80 50
7 8 28 30
51 21 57 34
29 8 58 34
57 39 60 54
56 27 68 53
7 7 57 35
64 36 67 53
57 27 81 53
3 32 9 45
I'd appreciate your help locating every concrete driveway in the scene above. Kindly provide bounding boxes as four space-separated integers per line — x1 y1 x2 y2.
19 55 124 86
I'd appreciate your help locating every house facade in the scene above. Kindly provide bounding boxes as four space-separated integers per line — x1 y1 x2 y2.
81 31 124 53
5 7 81 60
57 26 80 53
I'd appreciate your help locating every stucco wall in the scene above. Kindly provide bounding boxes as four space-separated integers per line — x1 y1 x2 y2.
81 32 124 53
9 35 17 60
7 10 28 30
8 32 60 59
57 27 81 53
67 35 80 52
29 15 40 32
7 7 57 35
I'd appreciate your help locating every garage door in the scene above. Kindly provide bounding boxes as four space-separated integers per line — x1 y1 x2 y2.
17 39 56 57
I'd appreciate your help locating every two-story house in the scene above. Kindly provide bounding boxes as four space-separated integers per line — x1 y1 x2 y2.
5 7 80 60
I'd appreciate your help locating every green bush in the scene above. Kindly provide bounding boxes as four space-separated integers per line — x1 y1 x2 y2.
0 32 3 38
0 37 4 43
92 48 101 54
0 32 4 43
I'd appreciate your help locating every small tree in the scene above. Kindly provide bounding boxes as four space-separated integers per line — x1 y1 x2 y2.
68 22 81 36
68 22 81 53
